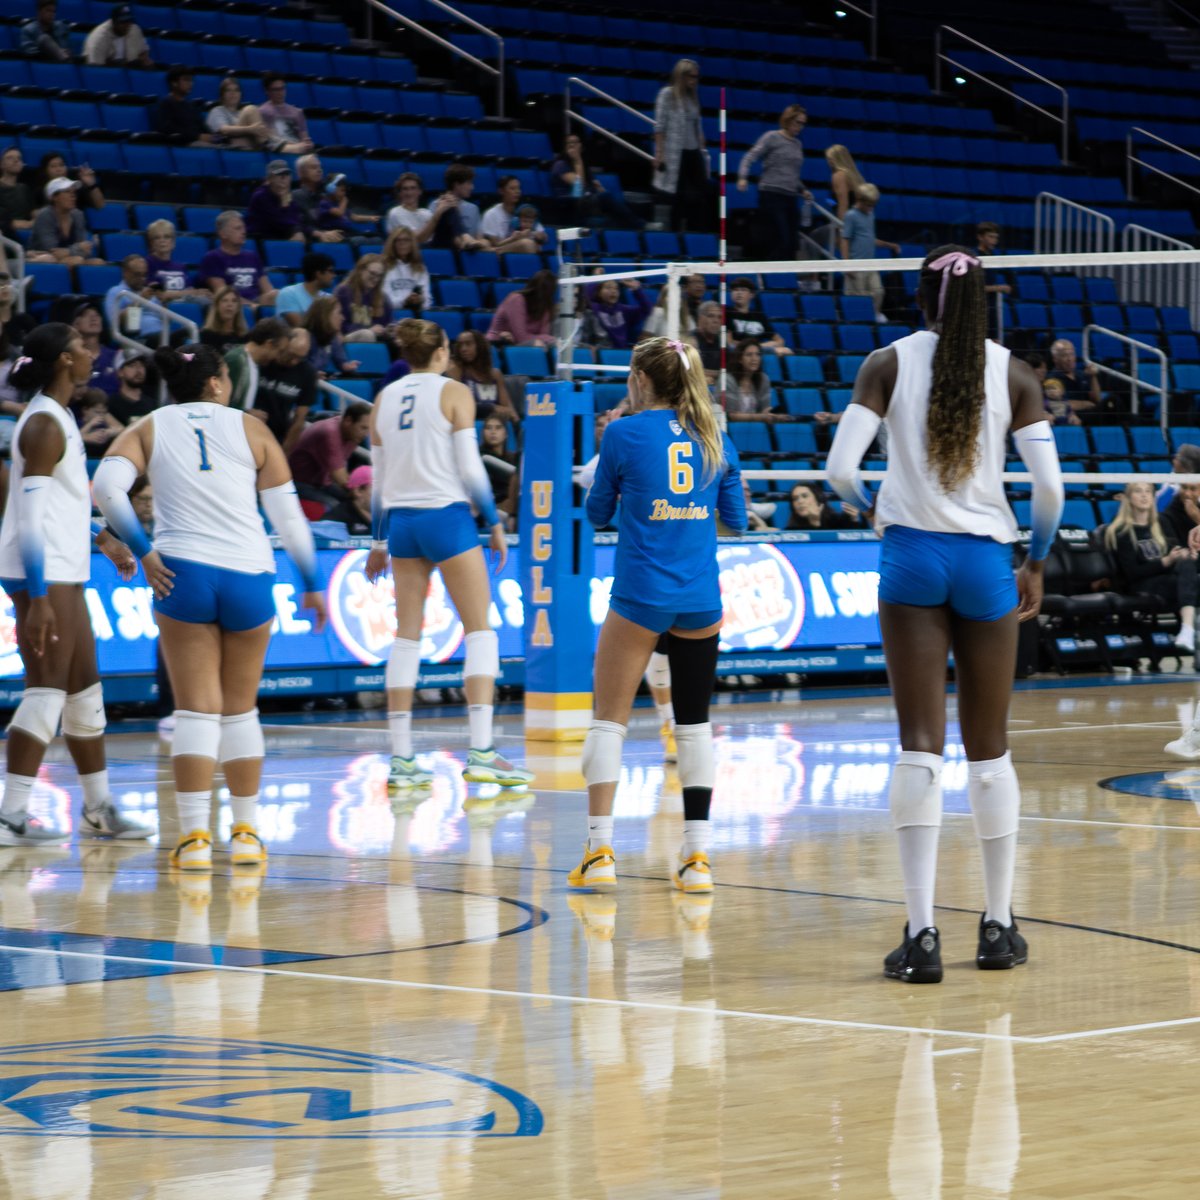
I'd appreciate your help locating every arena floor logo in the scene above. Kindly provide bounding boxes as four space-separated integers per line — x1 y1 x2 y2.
717 543 805 652
0 1036 543 1139
1099 770 1200 803
328 549 464 665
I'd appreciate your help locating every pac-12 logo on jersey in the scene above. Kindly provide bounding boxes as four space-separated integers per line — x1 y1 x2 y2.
717 543 806 651
328 549 465 665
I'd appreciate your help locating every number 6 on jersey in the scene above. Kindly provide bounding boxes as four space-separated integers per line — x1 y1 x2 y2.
668 441 693 494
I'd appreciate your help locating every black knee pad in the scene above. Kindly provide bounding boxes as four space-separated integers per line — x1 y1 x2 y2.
666 633 720 727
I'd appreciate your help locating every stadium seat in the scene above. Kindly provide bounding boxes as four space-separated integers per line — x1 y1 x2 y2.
781 388 825 417
505 346 552 376
773 424 818 456
350 344 392 375
25 263 73 296
783 356 824 383
1052 426 1088 456
77 265 121 294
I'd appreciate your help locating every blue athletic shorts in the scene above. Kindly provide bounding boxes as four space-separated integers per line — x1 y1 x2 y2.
878 525 1017 622
610 596 724 635
154 556 276 632
388 503 479 563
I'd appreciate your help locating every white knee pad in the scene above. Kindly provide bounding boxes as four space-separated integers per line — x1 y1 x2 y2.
968 752 1020 839
645 651 671 691
674 722 714 790
8 687 66 745
219 709 265 764
62 682 106 739
385 638 421 691
890 750 943 829
581 719 627 786
171 710 223 760
463 629 499 680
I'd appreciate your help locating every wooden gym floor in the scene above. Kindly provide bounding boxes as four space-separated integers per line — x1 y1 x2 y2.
1 676 1199 1198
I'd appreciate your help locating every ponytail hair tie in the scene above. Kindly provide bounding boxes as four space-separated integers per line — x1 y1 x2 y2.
927 250 978 323
668 339 690 366
13 356 31 370
180 352 194 362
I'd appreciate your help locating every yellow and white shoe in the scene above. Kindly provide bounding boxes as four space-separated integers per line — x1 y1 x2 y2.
229 823 268 868
566 841 617 892
170 829 213 872
568 892 618 942
661 720 677 763
673 850 714 894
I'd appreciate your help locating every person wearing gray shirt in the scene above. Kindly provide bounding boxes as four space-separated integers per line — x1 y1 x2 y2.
839 183 900 320
737 104 812 260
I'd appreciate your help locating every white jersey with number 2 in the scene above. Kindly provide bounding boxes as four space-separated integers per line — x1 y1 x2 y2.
147 402 274 574
375 372 470 510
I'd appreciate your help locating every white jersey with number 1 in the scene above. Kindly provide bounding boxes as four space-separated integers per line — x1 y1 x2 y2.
147 402 274 574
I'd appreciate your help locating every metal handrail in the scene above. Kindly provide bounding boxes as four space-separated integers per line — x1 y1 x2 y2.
1119 222 1200 329
1164 0 1200 29
364 0 504 118
935 25 1070 163
1083 323 1169 434
110 289 199 404
318 379 364 411
1126 125 1200 201
836 1 878 60
564 77 655 164
0 235 28 315
1033 192 1115 275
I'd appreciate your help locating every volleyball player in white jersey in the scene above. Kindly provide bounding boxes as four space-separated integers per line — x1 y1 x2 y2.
827 247 1064 983
0 323 150 844
93 344 326 872
366 319 533 790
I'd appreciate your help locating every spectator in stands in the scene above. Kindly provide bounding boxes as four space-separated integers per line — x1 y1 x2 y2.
293 155 340 243
83 4 152 68
487 269 557 348
447 330 517 422
316 173 378 243
380 227 430 314
839 183 899 323
37 153 104 212
150 67 214 146
334 255 392 343
245 160 305 243
428 165 486 252
206 76 272 150
276 252 335 328
737 105 812 260
287 402 373 509
73 301 119 393
1021 350 1048 384
1162 481 1200 549
825 144 864 223
199 211 277 307
0 148 34 236
479 414 519 511
653 58 710 232
552 133 643 229
975 220 1012 311
258 72 314 156
0 268 35 359
304 296 359 377
254 326 315 451
28 179 102 267
481 177 547 254
77 389 124 457
641 274 699 339
724 340 774 422
130 475 153 534
324 464 373 536
225 316 289 409
1157 443 1200 514
385 172 434 240
785 482 858 530
1042 377 1079 425
740 480 773 532
144 219 205 302
107 349 156 425
728 276 792 356
687 300 723 381
1048 338 1102 415
104 254 165 342
200 286 249 352
20 1 70 62
1105 479 1199 652
582 277 652 351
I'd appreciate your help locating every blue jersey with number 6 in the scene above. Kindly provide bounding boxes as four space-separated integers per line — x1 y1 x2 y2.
145 402 275 574
587 408 746 610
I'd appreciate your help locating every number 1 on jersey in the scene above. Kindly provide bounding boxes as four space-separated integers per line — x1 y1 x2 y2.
195 428 212 471
668 441 694 494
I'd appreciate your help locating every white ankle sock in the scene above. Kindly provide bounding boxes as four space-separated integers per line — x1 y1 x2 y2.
177 791 212 834
1 774 36 819
587 816 614 850
468 704 493 751
387 711 413 758
230 794 258 827
79 769 109 811
656 702 674 724
682 819 710 857
890 752 943 933
968 753 1021 924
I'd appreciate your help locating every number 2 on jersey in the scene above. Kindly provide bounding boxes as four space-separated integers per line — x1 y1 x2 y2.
194 428 213 472
398 393 415 430
668 441 693 494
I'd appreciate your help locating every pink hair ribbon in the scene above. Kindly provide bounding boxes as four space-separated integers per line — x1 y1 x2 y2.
13 356 30 370
927 250 978 322
180 352 194 361
668 339 690 366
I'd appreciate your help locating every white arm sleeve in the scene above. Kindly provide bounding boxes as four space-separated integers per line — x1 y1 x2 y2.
370 438 387 548
452 427 500 526
260 482 321 591
92 455 152 559
826 403 883 509
1012 421 1064 561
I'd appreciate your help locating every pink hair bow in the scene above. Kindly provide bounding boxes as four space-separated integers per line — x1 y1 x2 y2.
668 339 689 366
180 352 194 362
927 250 978 322
13 356 30 370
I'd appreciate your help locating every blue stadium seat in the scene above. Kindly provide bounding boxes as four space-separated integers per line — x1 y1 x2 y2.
1051 304 1084 330
505 346 552 376
1089 427 1129 456
174 236 208 265
76 264 121 294
783 356 823 383
602 230 642 257
1130 426 1169 456
594 384 627 411
101 233 146 261
181 208 219 235
1050 276 1084 302
799 295 837 322
781 388 825 417
422 249 457 276
351 344 392 375
167 301 205 329
728 423 773 456
1061 499 1096 528
1052 426 1088 456
761 355 783 383
835 355 866 383
426 311 466 339
123 146 173 175
26 263 73 296
773 424 817 455
760 294 797 321
839 294 877 323
797 325 835 352
1160 307 1192 333
263 241 306 269
133 203 176 229
643 232 681 258
87 204 130 233
503 254 544 279
837 326 876 353
438 279 482 308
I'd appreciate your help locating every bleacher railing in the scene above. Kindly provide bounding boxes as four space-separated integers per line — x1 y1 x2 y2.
835 1 879 61
564 77 655 164
1119 223 1200 330
1083 323 1169 433
0 235 29 315
1126 126 1200 202
934 26 1070 164
110 289 199 405
318 379 363 412
363 0 504 118
1033 193 1114 276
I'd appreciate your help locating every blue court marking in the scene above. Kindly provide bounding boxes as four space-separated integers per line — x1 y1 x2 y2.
1098 770 1200 802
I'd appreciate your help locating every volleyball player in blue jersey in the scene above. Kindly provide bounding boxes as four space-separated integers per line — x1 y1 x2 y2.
570 337 746 895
